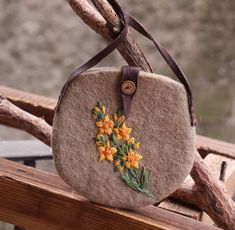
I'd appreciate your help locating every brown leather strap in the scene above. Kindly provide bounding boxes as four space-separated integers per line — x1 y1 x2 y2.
121 66 140 118
56 0 127 108
56 0 196 126
125 14 196 126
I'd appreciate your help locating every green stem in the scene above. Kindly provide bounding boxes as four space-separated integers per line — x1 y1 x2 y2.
142 189 156 199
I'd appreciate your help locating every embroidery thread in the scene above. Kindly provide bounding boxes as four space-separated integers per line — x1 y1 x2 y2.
92 100 155 199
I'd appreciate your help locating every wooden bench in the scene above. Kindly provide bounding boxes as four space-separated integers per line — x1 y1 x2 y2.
0 158 220 230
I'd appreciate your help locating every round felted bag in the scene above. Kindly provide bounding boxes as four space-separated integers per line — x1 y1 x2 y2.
52 0 196 209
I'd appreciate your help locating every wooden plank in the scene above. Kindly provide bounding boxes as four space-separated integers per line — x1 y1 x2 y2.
197 135 235 159
0 158 218 230
0 85 56 125
158 199 201 220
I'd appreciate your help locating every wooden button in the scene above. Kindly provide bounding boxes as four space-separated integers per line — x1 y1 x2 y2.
121 80 136 95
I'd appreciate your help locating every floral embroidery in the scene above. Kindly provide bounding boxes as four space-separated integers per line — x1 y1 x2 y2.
92 100 155 199
114 122 132 140
97 140 117 161
96 115 114 135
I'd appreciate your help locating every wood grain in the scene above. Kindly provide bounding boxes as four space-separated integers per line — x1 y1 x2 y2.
0 86 56 125
197 135 235 159
0 158 219 230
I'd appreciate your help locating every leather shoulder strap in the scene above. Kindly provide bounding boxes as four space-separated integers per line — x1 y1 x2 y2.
56 0 196 126
125 14 196 126
56 0 127 108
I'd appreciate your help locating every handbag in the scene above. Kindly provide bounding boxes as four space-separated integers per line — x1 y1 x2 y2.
52 0 196 209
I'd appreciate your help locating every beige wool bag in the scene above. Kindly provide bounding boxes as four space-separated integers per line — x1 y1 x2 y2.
52 1 196 209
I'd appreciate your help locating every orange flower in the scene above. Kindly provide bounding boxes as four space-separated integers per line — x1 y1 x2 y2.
98 140 117 161
114 122 132 140
121 149 142 169
96 115 114 135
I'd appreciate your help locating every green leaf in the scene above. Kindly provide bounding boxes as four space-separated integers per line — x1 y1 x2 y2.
120 172 141 192
111 133 118 145
120 171 156 199
94 137 101 142
114 166 120 172
97 111 104 120
122 144 128 154
100 136 105 143
114 155 120 161
114 121 122 128
110 141 115 147
140 167 148 190
128 169 137 180
120 160 125 167
117 109 124 117
98 100 103 108
117 147 123 154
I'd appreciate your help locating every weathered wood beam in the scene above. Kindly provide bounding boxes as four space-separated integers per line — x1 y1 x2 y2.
197 135 235 159
0 158 219 230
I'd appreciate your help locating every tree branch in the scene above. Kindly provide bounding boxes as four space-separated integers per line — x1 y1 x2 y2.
0 96 51 146
67 0 153 72
191 152 235 229
67 0 109 38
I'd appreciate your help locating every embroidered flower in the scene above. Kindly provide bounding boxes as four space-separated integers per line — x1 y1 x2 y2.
96 115 114 135
98 140 117 161
114 122 132 140
92 100 155 199
127 137 135 144
135 142 140 150
121 149 142 169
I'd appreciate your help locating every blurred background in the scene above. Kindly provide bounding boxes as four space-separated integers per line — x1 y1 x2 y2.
0 0 235 142
0 1 234 229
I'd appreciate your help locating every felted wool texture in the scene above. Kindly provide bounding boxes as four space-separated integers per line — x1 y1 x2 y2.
52 67 196 209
